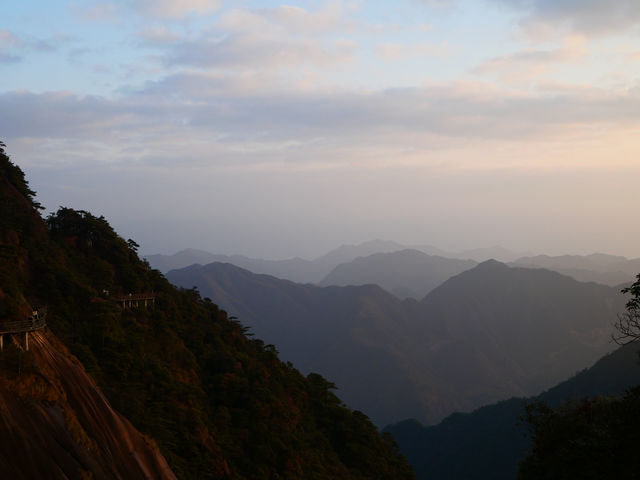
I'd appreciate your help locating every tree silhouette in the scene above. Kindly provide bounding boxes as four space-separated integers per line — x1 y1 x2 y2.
612 273 640 345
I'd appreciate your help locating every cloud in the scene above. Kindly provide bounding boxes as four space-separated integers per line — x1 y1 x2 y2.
474 35 588 82
0 30 21 47
137 26 183 47
131 0 222 19
256 3 356 36
72 0 222 21
0 30 21 62
0 29 59 63
489 0 640 36
0 53 21 63
375 41 452 60
156 7 359 71
71 2 120 22
4 76 640 174
165 34 357 70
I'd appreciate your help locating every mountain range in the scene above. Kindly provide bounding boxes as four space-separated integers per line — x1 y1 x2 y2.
149 244 640 309
145 242 527 280
318 249 477 299
145 239 409 282
511 253 640 286
167 259 625 426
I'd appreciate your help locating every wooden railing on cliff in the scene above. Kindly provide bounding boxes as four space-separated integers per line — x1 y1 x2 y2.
0 308 47 351
112 293 156 309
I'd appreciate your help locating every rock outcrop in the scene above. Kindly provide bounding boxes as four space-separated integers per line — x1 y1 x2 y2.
0 331 177 480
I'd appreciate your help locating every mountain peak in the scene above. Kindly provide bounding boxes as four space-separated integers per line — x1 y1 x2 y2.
476 258 508 269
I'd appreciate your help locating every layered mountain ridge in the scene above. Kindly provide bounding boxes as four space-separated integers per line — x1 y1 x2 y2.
319 249 477 299
168 258 624 426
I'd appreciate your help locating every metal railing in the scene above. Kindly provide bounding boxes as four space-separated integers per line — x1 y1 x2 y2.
113 293 156 301
0 314 47 335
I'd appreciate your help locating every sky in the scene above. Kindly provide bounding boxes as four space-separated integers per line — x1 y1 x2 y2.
2 0 640 259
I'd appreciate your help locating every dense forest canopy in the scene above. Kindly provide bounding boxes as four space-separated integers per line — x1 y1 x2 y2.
518 277 640 478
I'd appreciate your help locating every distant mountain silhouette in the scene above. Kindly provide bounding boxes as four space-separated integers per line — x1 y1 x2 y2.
145 248 220 273
314 239 408 266
168 260 624 426
147 241 528 283
386 342 640 480
407 245 528 262
456 245 528 262
146 239 408 282
512 253 640 286
319 249 477 299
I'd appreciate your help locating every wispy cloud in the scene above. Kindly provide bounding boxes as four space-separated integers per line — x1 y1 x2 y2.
72 0 222 21
137 26 183 47
71 1 120 22
165 34 357 70
256 2 358 36
131 0 223 19
375 41 452 60
489 0 640 37
474 35 588 83
0 29 60 63
145 6 360 74
4 76 640 173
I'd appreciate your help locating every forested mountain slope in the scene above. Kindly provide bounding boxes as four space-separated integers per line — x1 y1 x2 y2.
0 144 415 479
168 261 424 426
386 341 640 480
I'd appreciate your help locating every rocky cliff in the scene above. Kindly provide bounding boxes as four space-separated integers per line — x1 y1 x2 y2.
0 331 176 479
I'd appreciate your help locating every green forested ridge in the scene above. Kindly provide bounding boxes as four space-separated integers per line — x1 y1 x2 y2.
0 145 415 479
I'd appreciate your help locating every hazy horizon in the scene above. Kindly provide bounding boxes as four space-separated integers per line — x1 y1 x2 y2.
142 239 638 264
4 1 640 260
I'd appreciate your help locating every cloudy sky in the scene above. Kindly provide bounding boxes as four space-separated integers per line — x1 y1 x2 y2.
2 1 640 259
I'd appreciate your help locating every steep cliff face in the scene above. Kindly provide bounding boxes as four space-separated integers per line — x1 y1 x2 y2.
0 331 177 480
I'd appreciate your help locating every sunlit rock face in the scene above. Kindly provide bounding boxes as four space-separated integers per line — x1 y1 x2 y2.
0 331 177 480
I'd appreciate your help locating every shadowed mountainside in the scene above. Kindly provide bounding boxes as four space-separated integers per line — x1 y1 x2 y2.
385 341 640 480
168 261 424 426
319 249 477 299
168 259 624 426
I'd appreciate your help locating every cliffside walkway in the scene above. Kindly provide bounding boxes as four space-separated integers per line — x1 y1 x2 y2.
0 308 47 351
113 293 156 309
